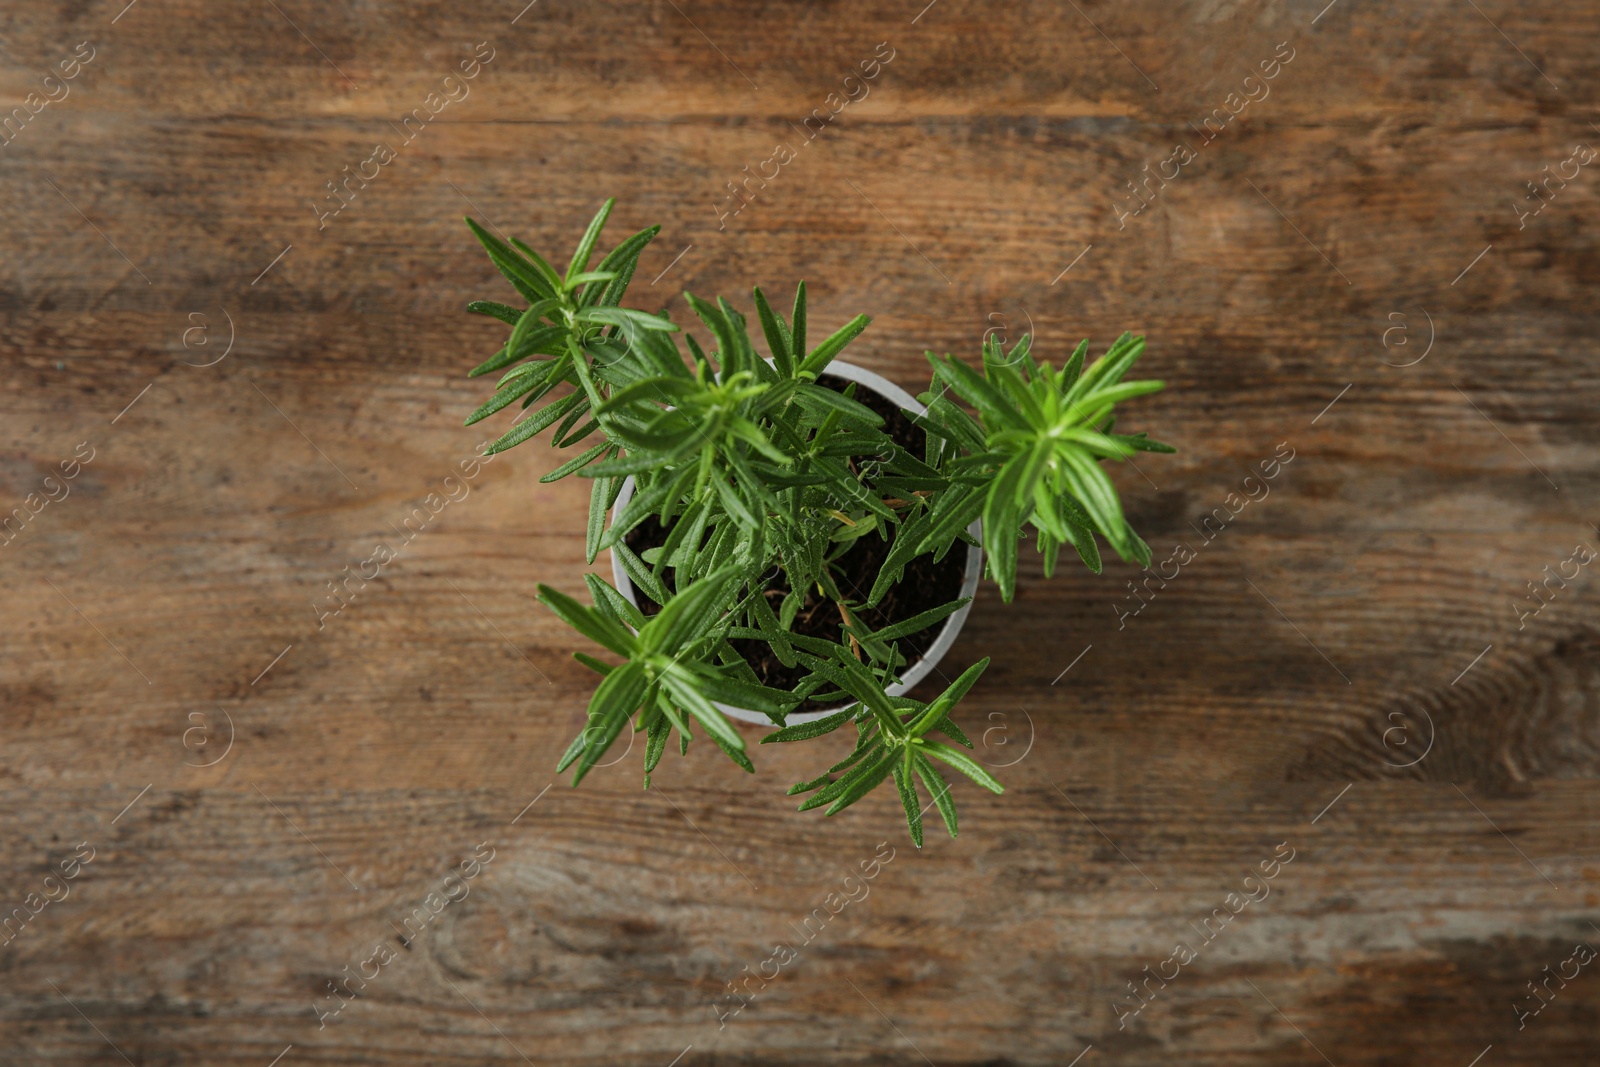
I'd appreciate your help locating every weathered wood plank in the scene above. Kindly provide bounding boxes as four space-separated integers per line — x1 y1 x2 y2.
3 0 1600 1064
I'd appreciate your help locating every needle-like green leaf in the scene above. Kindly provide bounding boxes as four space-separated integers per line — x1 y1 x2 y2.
466 218 556 303
537 583 636 658
892 758 923 847
912 752 958 838
922 740 1005 794
566 198 616 283
798 313 869 378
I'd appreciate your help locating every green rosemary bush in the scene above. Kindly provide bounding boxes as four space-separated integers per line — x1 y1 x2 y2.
462 200 1174 845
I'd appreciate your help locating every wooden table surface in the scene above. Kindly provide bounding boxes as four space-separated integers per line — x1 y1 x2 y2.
3 1 1599 1064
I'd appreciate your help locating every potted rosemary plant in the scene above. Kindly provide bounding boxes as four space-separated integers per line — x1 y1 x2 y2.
461 200 1173 844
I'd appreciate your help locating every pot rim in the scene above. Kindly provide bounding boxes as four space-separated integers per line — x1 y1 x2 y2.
607 358 983 726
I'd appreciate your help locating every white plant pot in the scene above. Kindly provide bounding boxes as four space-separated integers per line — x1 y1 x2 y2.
607 359 983 726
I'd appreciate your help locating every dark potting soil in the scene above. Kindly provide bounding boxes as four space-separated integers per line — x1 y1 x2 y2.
622 373 969 713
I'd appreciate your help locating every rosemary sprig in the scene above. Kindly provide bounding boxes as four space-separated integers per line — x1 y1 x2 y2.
463 200 1174 844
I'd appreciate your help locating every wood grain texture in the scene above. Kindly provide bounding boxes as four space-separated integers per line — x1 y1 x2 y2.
2 0 1599 1064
